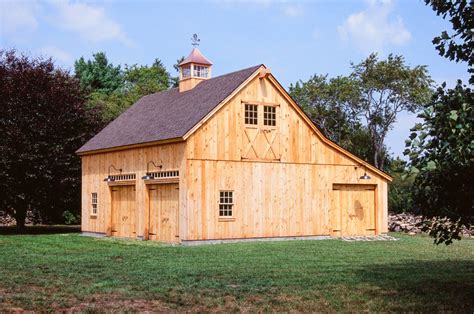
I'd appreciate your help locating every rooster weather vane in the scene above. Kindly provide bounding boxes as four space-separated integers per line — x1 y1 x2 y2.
191 34 200 47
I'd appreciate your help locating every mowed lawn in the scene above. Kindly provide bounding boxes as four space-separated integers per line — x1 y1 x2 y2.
0 233 473 312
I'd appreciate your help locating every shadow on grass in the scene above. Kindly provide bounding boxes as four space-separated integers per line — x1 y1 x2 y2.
353 259 474 311
0 225 80 235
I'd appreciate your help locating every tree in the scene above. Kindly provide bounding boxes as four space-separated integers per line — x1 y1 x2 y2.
74 52 123 95
425 0 473 83
349 53 433 170
75 55 172 122
171 56 185 88
123 58 171 98
404 81 473 244
290 74 387 165
387 158 415 214
0 50 102 228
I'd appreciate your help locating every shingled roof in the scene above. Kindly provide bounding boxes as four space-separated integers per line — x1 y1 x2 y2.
77 65 262 154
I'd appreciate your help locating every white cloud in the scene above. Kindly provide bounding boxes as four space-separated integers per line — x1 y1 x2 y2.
51 1 132 46
338 0 411 54
0 0 40 34
282 4 303 17
37 46 73 64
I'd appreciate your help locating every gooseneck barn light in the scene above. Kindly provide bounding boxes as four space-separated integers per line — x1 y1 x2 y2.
142 161 163 180
359 165 371 180
104 165 123 182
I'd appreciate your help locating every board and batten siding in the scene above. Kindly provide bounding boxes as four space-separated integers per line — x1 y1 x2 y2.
81 142 186 238
185 75 388 240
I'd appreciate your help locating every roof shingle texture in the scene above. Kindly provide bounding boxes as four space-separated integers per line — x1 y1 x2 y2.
77 65 261 153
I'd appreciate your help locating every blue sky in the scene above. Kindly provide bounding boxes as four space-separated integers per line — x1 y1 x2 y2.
0 0 469 159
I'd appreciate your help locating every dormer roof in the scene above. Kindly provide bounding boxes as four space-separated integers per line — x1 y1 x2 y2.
179 48 213 66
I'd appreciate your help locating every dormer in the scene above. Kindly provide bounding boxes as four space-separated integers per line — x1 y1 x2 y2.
179 48 213 92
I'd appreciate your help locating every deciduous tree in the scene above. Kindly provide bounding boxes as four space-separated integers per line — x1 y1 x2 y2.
0 50 102 228
404 82 473 244
349 54 433 170
425 0 473 83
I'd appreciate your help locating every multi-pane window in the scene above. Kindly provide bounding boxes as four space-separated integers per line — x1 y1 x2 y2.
181 65 191 78
245 104 258 125
219 191 234 217
193 65 209 78
91 192 98 215
264 106 276 126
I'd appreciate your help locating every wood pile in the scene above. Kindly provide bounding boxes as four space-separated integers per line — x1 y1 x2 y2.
389 213 472 237
0 210 39 226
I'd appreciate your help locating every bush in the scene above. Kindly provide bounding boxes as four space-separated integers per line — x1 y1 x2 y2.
63 210 80 225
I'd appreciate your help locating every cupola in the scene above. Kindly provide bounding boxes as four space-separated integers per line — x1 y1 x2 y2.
178 47 212 92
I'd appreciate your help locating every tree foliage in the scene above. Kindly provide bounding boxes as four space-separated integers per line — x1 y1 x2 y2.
404 81 473 244
290 74 388 166
387 158 415 214
0 50 103 228
349 53 433 170
425 0 473 83
75 53 172 122
290 54 432 170
74 52 123 95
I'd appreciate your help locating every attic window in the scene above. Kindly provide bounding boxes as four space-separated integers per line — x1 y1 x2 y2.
264 106 276 126
245 104 258 125
193 65 209 78
181 65 191 78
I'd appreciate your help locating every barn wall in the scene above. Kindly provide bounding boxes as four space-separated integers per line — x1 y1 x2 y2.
81 142 186 238
185 75 388 240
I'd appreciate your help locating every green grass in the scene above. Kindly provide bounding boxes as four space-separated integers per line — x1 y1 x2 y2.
0 233 472 312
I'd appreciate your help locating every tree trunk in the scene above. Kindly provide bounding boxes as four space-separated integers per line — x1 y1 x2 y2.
15 207 27 230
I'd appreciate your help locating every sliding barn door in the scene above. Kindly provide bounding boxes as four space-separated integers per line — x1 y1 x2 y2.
148 184 179 243
331 184 376 236
110 185 137 238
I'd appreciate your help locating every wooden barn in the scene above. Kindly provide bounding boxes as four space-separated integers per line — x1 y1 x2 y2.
77 48 392 243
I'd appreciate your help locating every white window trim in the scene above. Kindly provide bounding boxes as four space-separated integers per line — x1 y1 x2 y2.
91 192 98 216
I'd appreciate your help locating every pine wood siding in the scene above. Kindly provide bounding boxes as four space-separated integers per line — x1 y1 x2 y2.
80 66 390 242
81 142 186 240
185 75 388 240
148 183 180 242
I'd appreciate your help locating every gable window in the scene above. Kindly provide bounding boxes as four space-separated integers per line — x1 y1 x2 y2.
181 65 191 78
219 191 234 217
91 192 98 216
245 104 258 125
263 105 276 126
193 65 209 78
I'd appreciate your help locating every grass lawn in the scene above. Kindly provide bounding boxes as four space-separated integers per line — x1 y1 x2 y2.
0 233 473 312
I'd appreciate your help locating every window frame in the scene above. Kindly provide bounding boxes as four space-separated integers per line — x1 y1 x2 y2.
181 65 191 79
218 190 234 219
263 105 277 127
193 65 209 78
91 192 98 216
244 103 258 126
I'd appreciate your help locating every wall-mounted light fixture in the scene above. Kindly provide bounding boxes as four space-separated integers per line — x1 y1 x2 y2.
104 165 122 182
142 161 163 180
359 165 371 180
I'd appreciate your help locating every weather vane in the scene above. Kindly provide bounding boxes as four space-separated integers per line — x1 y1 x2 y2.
191 34 200 47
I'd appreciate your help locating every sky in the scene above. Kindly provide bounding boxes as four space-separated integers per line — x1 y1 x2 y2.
0 0 470 159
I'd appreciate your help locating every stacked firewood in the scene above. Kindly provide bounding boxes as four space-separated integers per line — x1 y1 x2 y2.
0 210 39 226
389 213 472 237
